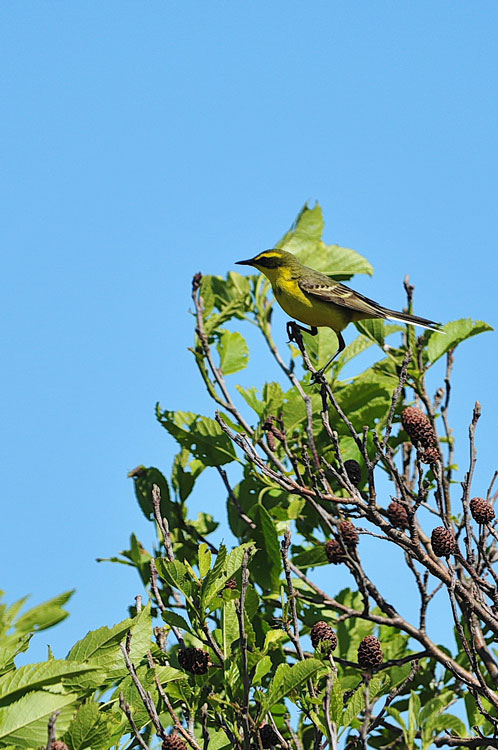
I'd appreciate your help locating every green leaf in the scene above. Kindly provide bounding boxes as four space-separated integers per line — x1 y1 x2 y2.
155 558 196 601
198 543 212 578
355 319 386 347
128 465 174 522
408 690 421 746
0 661 97 704
278 203 324 256
63 702 112 750
427 318 493 364
0 690 77 747
430 713 467 737
156 409 237 466
216 330 249 374
387 705 407 731
253 655 272 685
291 545 328 568
206 729 231 750
248 504 281 591
13 591 73 634
260 659 323 718
67 618 133 672
161 610 192 634
236 385 265 417
342 685 365 727
329 679 344 724
171 450 204 502
222 599 239 657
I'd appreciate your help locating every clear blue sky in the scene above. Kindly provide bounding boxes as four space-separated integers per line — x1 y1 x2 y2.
2 2 497 663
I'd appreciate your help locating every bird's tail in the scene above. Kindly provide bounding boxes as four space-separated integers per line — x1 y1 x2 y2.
380 307 444 333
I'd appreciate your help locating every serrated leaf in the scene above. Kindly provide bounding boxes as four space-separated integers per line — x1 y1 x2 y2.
0 690 77 746
0 660 97 703
427 318 493 364
155 558 196 601
217 330 249 374
63 702 111 750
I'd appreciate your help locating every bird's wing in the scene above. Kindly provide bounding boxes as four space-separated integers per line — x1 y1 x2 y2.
298 277 384 317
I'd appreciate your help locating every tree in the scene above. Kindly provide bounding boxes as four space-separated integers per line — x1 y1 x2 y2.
0 204 496 749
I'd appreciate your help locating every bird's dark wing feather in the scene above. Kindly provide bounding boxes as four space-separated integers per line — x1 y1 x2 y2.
298 277 385 317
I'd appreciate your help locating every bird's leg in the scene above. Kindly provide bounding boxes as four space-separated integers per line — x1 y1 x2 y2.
311 331 346 382
286 321 318 343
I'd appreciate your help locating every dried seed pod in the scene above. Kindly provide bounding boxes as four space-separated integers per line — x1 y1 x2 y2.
431 526 456 557
259 724 280 748
401 406 436 447
387 501 408 529
357 635 383 670
178 646 210 675
325 539 345 564
162 735 188 750
339 520 359 547
310 621 338 654
470 497 495 524
344 459 362 486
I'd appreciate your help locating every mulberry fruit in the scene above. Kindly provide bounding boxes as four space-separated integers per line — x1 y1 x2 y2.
162 735 188 750
339 520 359 547
344 459 362 486
325 539 345 564
401 407 436 448
178 647 210 675
387 501 408 529
259 724 280 748
470 497 495 524
311 621 338 654
357 635 383 670
431 526 456 557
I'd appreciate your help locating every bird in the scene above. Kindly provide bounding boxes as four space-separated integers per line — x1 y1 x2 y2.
236 248 443 377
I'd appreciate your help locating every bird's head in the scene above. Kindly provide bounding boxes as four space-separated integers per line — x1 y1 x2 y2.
236 249 298 280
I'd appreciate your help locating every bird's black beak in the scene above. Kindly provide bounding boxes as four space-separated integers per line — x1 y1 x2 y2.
235 258 256 267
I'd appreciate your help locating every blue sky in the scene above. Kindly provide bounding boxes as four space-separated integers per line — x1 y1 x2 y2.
1 2 497 663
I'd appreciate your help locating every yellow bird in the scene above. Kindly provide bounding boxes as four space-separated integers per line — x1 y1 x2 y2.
236 248 442 376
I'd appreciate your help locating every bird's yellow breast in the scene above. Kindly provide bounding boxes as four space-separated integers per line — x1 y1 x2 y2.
271 274 352 332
